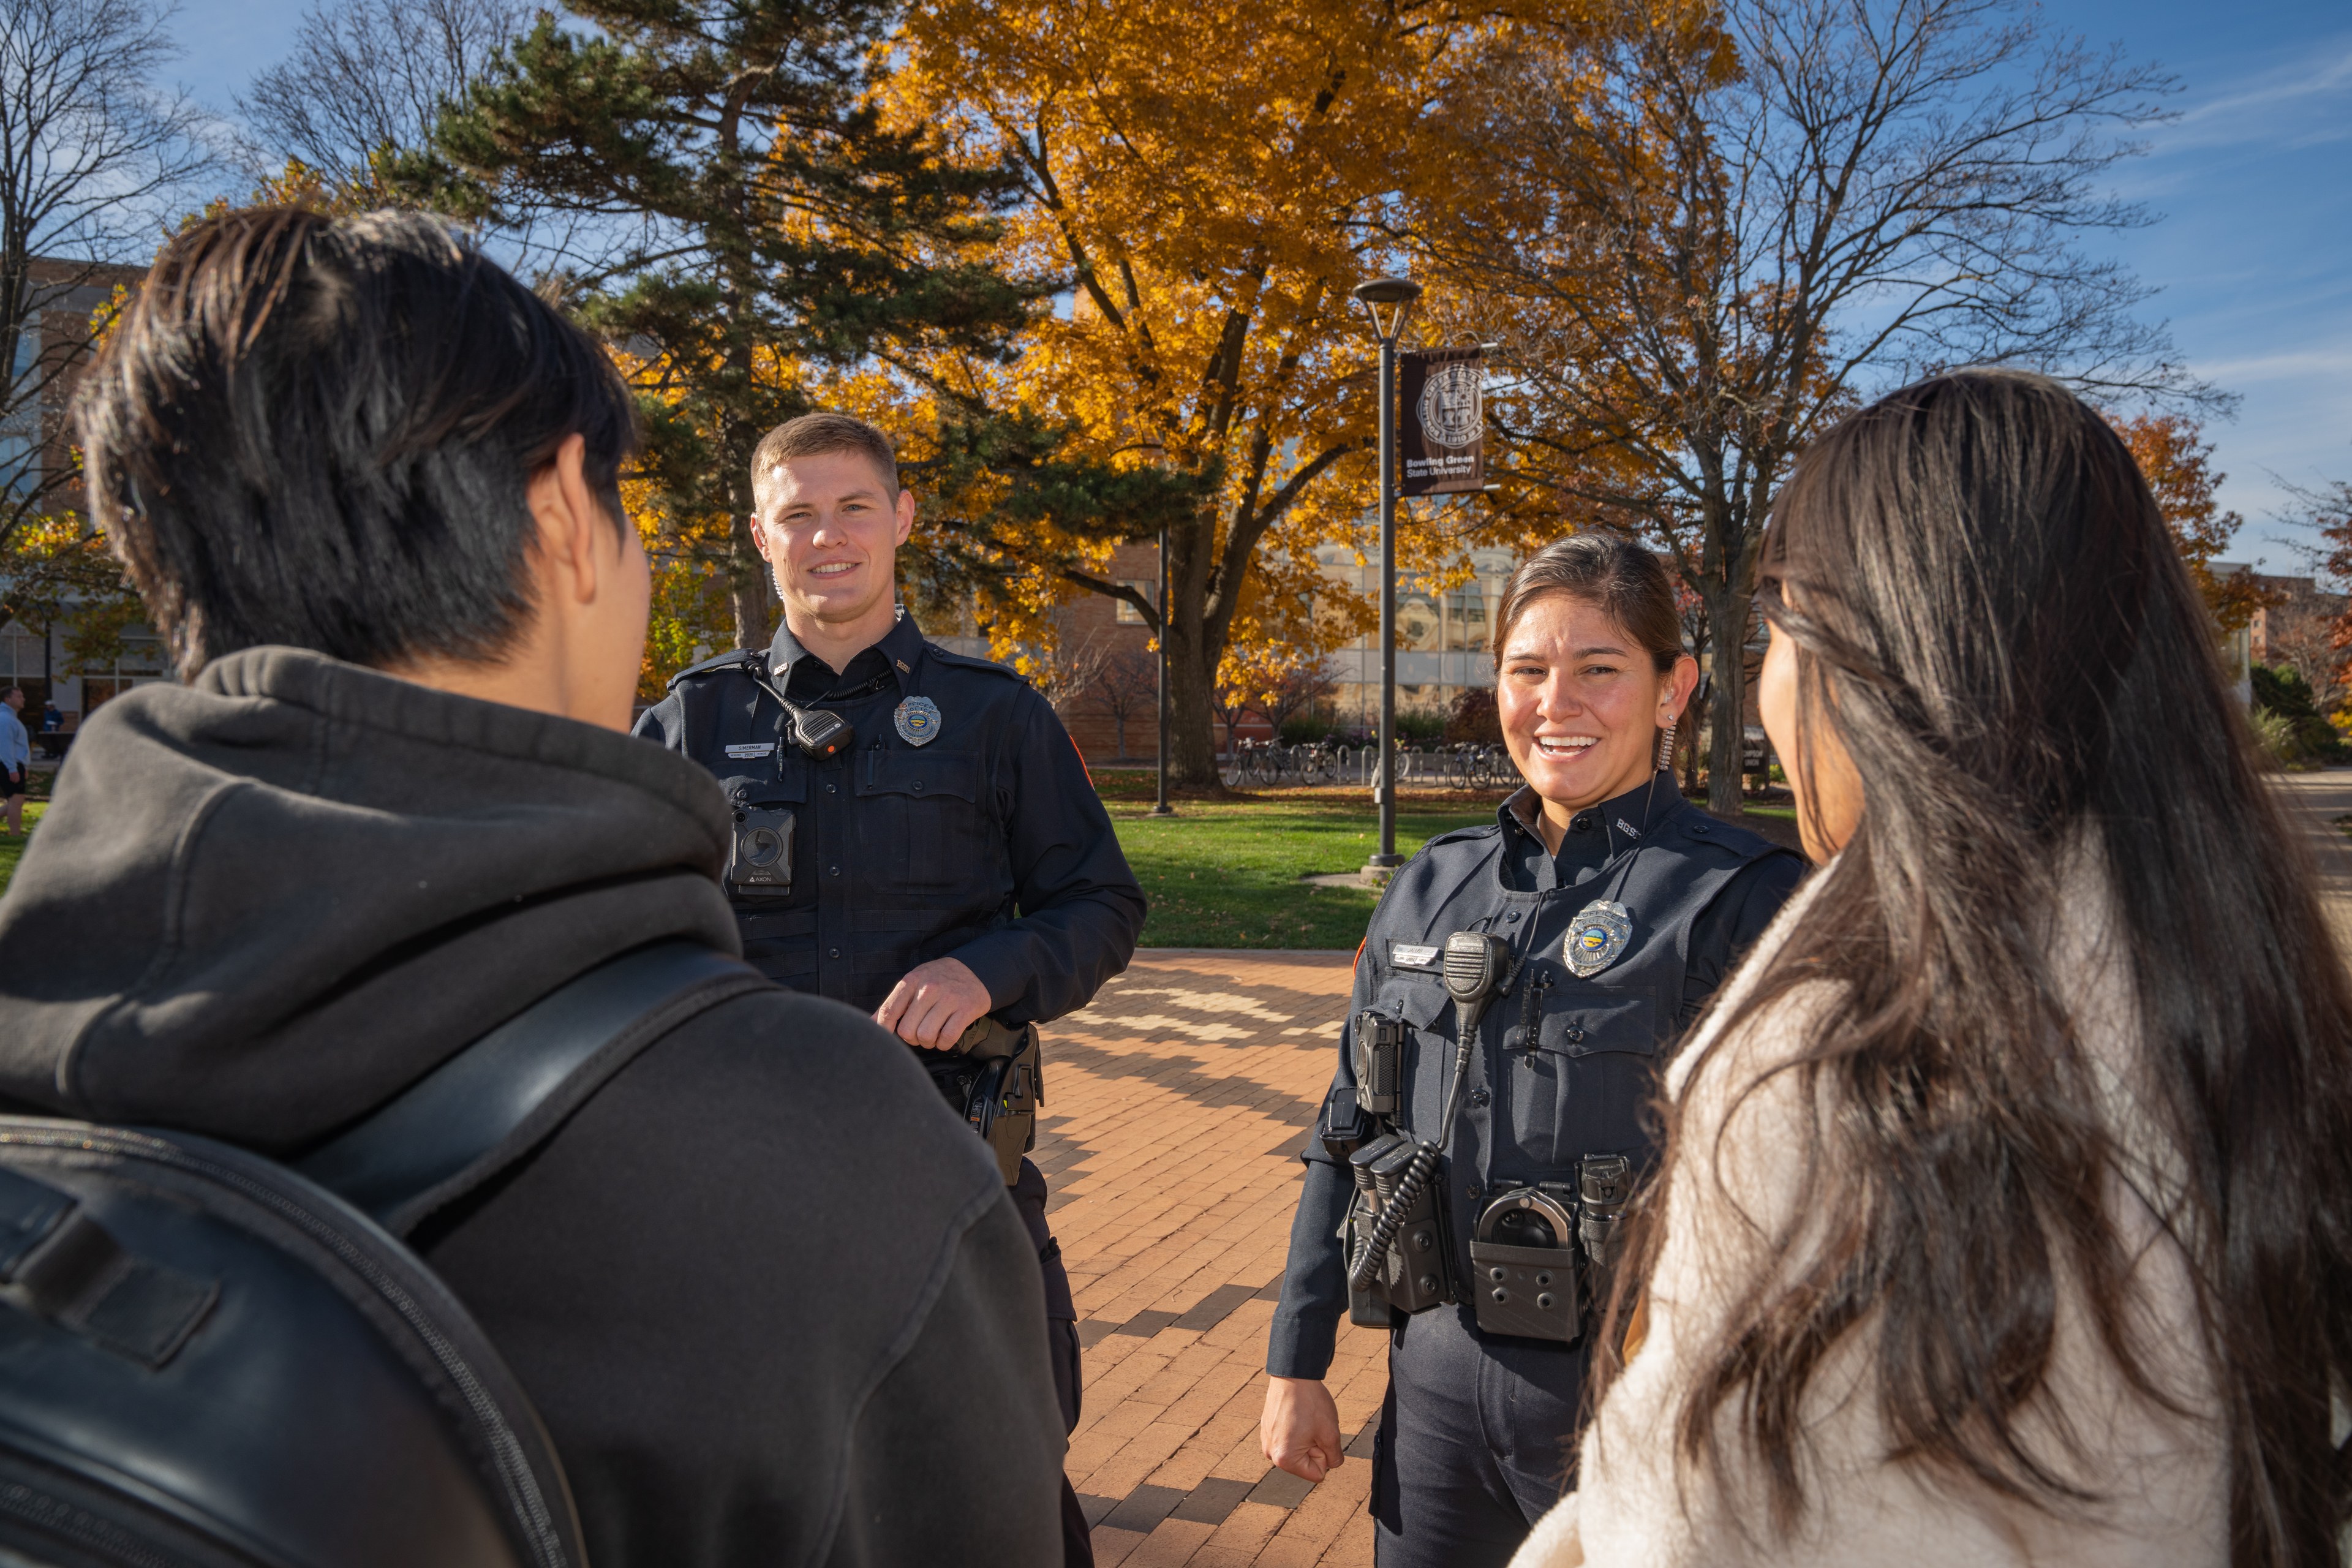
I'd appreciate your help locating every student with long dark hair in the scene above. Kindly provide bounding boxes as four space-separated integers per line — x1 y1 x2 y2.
1511 369 2352 1567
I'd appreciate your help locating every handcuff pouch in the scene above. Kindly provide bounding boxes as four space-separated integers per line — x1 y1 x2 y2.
1469 1183 1581 1343
1319 1087 1370 1164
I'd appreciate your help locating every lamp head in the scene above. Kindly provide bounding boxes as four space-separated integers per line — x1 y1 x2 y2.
1352 277 1423 306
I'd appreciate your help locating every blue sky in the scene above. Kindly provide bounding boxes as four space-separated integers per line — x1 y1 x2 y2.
162 0 2352 571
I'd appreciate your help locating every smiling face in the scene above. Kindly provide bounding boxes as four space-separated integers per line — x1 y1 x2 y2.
1497 592 1696 818
752 448 917 643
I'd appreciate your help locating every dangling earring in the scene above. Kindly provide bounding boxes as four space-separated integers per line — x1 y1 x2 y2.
1656 715 1678 772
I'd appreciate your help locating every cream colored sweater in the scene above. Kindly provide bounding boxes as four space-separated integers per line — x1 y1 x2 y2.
1510 870 2227 1568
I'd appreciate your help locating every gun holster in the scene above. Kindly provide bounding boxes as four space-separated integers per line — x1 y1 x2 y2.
921 1017 1041 1186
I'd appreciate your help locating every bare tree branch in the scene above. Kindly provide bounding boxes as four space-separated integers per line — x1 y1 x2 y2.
241 0 529 183
0 0 224 548
1420 0 2207 812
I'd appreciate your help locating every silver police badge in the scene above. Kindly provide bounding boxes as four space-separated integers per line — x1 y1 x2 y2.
894 695 942 746
1564 900 1634 978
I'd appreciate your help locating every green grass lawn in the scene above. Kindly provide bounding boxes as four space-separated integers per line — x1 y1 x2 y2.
0 802 45 893
0 765 1793 949
1106 793 1501 948
1098 772 1803 948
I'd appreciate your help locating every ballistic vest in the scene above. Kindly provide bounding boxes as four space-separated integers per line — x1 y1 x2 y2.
1323 794 1787 1296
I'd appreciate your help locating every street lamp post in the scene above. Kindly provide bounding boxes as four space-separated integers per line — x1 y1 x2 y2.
1150 522 1172 816
1354 276 1422 876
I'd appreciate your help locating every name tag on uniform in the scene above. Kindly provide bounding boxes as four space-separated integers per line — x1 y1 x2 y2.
1389 943 1440 971
723 742 776 760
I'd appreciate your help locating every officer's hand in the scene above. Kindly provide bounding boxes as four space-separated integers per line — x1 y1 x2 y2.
1260 1376 1344 1483
876 956 992 1050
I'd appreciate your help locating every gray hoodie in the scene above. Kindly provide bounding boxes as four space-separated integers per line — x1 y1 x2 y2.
0 646 1065 1567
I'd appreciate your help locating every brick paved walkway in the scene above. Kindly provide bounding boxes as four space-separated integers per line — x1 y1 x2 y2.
1037 778 2352 1564
1041 949 1381 1568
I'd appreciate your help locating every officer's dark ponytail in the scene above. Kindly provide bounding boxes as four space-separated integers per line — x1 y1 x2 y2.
1491 535 1682 674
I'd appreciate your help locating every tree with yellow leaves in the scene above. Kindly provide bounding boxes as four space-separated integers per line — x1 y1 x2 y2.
897 0 1570 786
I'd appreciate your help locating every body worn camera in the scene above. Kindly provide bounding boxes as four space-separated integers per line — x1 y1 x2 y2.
1352 1011 1405 1117
726 802 794 897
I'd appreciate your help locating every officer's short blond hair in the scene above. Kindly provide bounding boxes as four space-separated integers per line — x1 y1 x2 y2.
751 412 899 513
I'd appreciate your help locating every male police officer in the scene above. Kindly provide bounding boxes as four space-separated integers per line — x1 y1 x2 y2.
635 412 1145 1566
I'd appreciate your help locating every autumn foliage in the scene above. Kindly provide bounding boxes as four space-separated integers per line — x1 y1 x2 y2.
888 0 1611 783
2109 413 2267 632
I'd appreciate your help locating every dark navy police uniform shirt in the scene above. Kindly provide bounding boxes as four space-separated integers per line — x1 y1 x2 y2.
633 612 1147 1024
1265 771 1804 1379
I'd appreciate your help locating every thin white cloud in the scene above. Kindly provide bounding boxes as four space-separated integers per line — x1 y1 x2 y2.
2196 345 2352 385
2156 37 2352 152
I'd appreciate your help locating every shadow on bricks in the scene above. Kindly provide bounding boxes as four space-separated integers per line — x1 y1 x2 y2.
1048 949 1378 1568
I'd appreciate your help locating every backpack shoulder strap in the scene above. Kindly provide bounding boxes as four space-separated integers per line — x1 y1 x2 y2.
296 940 768 1238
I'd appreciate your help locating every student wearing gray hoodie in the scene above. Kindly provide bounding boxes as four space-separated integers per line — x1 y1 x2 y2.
0 206 1067 1567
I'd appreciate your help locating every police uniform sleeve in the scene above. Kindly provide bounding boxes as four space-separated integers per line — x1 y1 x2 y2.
1678 849 1806 1028
1265 951 1381 1381
631 690 686 752
941 688 1147 1025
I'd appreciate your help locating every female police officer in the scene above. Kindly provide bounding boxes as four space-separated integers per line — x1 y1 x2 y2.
1258 537 1804 1567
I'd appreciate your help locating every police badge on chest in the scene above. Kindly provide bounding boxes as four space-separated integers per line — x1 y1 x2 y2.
894 695 941 746
1564 900 1633 976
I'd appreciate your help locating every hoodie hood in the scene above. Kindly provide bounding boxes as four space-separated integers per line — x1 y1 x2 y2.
0 646 740 1148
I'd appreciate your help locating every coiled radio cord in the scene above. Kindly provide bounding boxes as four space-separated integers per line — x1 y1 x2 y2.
1348 930 1515 1294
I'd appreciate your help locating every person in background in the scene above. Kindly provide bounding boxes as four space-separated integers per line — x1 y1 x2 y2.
38 698 60 733
2 206 1066 1567
1511 369 2352 1568
1259 536 1803 1567
1 687 28 834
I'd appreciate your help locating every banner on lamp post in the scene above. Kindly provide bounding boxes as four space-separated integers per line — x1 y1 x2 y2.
1398 346 1485 496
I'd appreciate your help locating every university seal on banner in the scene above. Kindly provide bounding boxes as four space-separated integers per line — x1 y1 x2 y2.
1416 361 1483 449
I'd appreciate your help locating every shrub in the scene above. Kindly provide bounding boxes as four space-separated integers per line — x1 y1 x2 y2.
1444 687 1503 745
2251 663 2344 763
1395 709 1446 743
1279 715 1331 744
2250 707 2297 769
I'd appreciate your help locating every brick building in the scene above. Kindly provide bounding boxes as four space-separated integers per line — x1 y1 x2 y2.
1019 538 1532 769
2248 571 2347 698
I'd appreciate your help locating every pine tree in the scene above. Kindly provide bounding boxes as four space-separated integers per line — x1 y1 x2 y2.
394 0 1041 650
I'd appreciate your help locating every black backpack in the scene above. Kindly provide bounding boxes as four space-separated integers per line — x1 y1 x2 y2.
0 940 766 1568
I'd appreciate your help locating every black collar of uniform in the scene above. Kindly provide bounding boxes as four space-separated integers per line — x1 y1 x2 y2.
1498 768 1681 848
766 607 925 700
